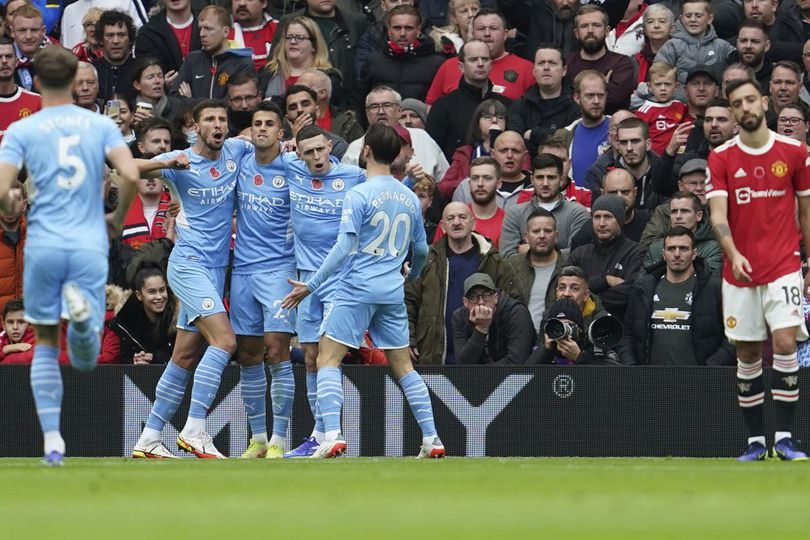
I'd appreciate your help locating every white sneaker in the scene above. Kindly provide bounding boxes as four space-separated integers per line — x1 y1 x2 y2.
132 441 179 459
177 431 226 459
62 283 90 324
310 435 347 459
417 436 446 459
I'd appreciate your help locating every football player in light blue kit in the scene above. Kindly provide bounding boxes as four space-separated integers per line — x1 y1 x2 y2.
132 100 252 459
0 47 139 466
284 123 445 459
284 124 366 458
232 101 298 459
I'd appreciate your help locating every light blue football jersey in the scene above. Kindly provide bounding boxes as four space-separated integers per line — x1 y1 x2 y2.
0 104 127 254
335 175 426 304
156 139 251 268
287 156 365 272
233 152 295 274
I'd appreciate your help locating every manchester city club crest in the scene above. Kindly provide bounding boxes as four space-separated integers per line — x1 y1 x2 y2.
272 175 285 188
333 178 345 191
226 160 237 172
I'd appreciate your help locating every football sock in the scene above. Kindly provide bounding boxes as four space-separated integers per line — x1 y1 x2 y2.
775 431 792 444
143 362 191 440
317 367 343 436
306 371 325 439
239 363 267 439
30 345 63 452
188 346 230 421
67 323 99 372
737 358 765 440
269 361 294 439
772 352 800 434
399 370 437 439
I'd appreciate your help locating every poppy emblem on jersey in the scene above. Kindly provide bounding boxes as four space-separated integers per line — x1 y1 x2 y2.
218 73 230 86
503 70 518 83
210 167 221 179
226 160 237 172
202 298 215 311
726 316 737 329
253 174 264 187
311 178 323 190
18 108 32 118
753 166 765 179
771 160 788 178
333 179 345 191
272 175 285 188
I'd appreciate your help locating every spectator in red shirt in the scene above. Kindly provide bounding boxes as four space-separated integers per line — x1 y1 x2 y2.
435 156 506 247
0 36 41 142
0 298 34 364
135 0 202 80
229 0 278 71
0 179 25 309
71 8 105 63
634 61 689 155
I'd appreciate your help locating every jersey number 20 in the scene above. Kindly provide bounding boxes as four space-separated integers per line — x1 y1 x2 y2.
57 135 87 189
361 211 412 257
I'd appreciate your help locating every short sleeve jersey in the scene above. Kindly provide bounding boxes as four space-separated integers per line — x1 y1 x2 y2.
634 99 689 156
288 157 365 271
335 175 427 304
0 104 126 254
233 152 295 274
706 132 810 286
156 138 252 268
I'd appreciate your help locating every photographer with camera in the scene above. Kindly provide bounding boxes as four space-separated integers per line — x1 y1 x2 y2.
618 226 735 365
527 297 622 365
452 273 534 365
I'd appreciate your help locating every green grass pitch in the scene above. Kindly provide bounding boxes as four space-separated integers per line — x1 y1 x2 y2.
2 457 810 538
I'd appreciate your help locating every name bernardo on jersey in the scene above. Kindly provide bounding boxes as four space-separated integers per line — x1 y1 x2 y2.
370 190 418 210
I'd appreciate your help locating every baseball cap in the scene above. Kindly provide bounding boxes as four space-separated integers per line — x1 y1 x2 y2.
463 273 497 297
393 123 412 147
686 65 719 85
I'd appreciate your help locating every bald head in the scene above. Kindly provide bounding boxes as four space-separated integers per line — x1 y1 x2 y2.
298 69 331 102
441 201 475 241
602 168 637 213
492 130 527 180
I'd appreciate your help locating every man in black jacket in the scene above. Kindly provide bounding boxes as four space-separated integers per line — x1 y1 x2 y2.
569 193 645 320
135 0 202 78
452 273 534 365
507 45 581 155
619 226 734 365
426 39 512 160
92 10 138 102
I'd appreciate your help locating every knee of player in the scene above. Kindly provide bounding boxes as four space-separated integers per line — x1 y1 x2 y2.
213 334 238 356
771 334 799 356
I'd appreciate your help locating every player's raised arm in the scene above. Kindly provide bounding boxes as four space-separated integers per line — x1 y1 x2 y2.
134 154 190 178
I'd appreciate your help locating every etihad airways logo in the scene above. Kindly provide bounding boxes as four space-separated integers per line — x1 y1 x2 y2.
735 186 787 205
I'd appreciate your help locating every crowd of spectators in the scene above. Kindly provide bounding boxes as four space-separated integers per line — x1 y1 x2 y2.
2 0 810 367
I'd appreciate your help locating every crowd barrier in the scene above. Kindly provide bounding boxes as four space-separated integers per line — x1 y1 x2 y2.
1 365 808 457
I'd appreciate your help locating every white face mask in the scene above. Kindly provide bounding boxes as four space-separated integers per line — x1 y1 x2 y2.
184 129 198 145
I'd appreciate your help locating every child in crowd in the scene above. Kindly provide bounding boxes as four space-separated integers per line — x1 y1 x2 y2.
635 62 690 155
0 298 35 364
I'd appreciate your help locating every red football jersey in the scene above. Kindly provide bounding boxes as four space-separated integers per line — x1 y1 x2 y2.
706 132 810 286
634 99 689 155
425 53 534 105
228 17 278 71
0 87 41 141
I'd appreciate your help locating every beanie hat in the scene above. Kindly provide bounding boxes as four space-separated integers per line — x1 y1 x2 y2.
400 98 428 125
592 193 626 223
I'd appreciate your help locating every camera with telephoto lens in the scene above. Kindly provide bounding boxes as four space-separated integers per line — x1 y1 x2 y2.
544 318 582 343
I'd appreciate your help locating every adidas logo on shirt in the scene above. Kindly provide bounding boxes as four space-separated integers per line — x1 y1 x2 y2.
734 168 747 178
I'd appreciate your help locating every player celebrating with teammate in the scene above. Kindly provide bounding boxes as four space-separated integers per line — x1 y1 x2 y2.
232 101 297 459
284 123 444 459
707 78 810 461
132 100 251 459
0 46 139 466
283 125 366 458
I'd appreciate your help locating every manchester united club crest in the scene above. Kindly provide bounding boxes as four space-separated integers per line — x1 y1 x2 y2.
253 174 264 187
503 70 518 83
218 73 230 86
272 175 285 188
311 178 323 190
226 159 237 172
210 167 221 179
771 160 788 178
18 108 32 118
726 316 737 329
332 179 345 191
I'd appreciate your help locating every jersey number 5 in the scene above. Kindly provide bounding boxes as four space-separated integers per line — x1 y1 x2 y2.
361 211 412 257
57 135 87 189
